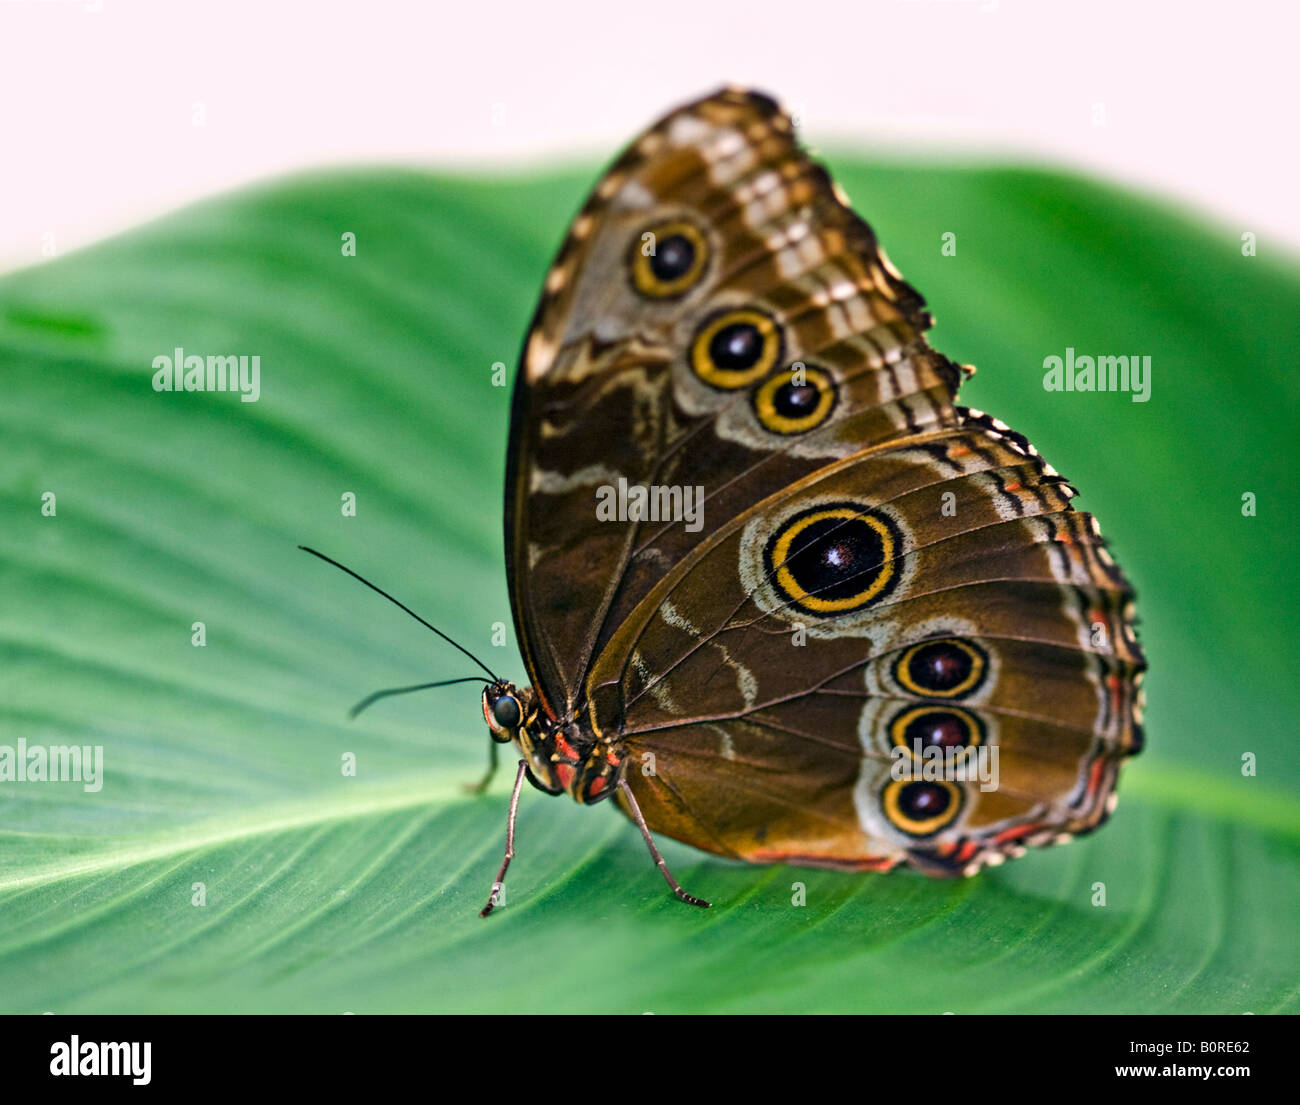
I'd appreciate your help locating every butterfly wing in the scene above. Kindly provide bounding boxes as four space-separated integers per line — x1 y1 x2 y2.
507 87 1144 873
506 88 963 718
590 413 1144 874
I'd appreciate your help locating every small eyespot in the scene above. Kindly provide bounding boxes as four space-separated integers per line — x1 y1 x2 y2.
881 778 964 837
888 705 984 756
753 363 836 434
690 308 783 389
893 638 987 699
630 220 709 298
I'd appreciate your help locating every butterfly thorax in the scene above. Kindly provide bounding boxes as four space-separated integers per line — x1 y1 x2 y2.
482 682 623 804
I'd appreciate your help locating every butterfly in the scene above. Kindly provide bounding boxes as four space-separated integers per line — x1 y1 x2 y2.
304 87 1145 916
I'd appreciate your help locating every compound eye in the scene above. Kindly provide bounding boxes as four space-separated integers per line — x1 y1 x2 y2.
491 694 521 731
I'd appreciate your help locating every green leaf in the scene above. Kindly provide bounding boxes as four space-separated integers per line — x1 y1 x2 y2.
1 159 1297 1013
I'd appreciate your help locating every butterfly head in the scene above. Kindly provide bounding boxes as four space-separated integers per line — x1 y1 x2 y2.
480 682 603 800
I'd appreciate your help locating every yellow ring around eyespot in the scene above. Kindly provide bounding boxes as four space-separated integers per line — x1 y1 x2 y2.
894 639 986 699
753 365 836 434
887 705 982 756
690 309 782 389
630 221 709 299
881 778 963 837
770 507 895 613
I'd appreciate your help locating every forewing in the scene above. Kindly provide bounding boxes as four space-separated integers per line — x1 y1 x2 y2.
506 88 963 716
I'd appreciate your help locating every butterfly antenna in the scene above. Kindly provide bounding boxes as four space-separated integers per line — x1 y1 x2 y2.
349 677 491 719
298 546 501 682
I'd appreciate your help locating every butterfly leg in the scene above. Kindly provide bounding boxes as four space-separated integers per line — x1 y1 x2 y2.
617 779 711 909
479 759 528 918
462 737 499 795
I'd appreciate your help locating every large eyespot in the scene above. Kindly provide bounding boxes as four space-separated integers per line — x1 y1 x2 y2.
630 220 709 298
888 705 984 756
893 638 987 699
881 778 964 837
690 308 783 389
753 363 836 434
763 502 902 615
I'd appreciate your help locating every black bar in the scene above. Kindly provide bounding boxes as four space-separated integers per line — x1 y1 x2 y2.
0 1014 1289 1092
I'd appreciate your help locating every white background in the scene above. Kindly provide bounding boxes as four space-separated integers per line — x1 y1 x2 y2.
2 0 1297 271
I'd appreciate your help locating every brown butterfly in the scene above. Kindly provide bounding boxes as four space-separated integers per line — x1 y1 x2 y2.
307 87 1145 915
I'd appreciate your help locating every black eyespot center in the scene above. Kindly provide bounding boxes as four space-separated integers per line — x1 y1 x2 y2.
903 709 978 751
898 781 952 820
910 641 972 691
784 517 884 600
774 380 820 416
649 233 695 282
709 322 763 370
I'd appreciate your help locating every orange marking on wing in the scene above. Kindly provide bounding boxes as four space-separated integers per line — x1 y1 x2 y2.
927 840 979 865
1003 482 1022 492
1106 673 1125 712
994 823 1040 846
1086 755 1108 799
